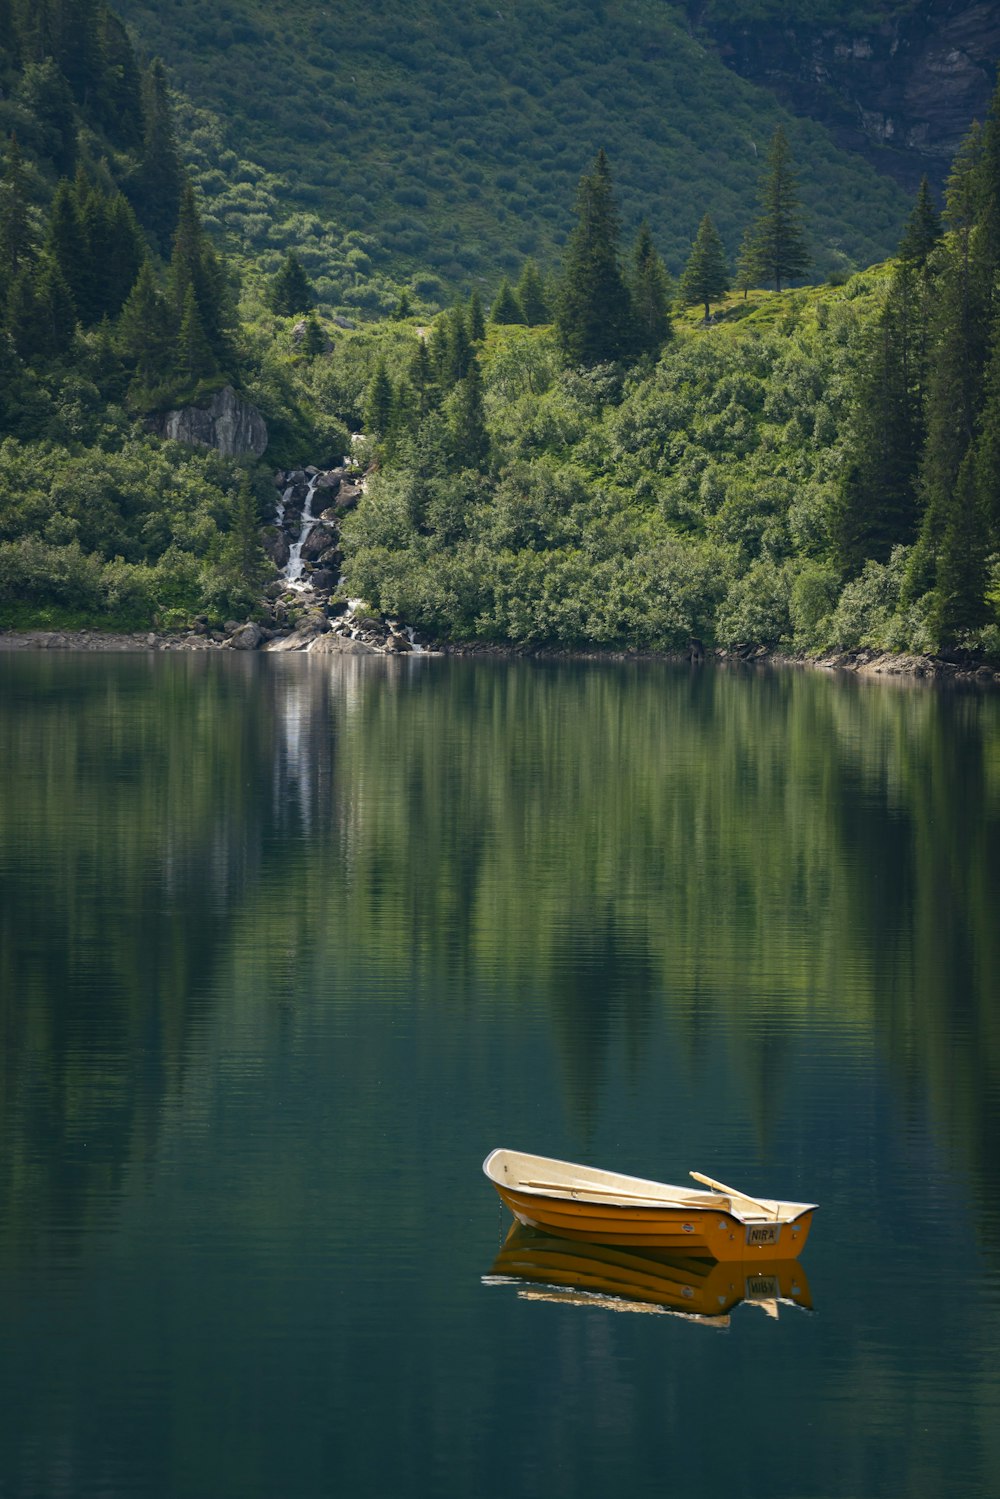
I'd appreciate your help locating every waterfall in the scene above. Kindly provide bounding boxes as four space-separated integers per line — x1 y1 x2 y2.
280 473 322 592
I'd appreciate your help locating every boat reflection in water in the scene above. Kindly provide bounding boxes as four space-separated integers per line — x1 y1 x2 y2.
484 1222 814 1327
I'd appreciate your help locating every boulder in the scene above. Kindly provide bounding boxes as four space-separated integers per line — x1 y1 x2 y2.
148 385 268 457
301 525 335 562
262 528 291 568
309 633 379 654
309 569 337 591
336 480 363 511
227 621 264 651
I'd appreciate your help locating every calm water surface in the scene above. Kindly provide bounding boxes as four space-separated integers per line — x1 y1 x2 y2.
1 652 998 1499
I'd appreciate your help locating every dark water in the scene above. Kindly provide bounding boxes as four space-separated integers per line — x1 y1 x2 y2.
1 651 999 1499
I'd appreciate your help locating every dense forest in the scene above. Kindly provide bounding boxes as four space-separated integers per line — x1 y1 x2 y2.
1 0 1000 658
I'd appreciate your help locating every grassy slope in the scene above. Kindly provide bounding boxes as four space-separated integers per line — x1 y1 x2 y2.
115 0 911 309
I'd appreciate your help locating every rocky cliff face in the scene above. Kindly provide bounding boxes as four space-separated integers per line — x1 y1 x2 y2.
148 385 268 457
702 2 1000 191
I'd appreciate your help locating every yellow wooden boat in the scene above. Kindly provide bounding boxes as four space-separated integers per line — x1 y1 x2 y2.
483 1148 817 1261
486 1221 812 1323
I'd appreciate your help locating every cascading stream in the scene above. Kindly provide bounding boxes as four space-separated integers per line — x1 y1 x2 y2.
281 473 322 591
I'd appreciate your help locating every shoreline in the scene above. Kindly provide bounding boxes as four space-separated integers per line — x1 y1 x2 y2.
2 627 999 684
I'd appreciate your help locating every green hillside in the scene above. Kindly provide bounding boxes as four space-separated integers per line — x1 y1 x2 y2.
114 0 911 310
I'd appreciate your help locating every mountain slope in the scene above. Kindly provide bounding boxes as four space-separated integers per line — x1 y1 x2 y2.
115 0 913 303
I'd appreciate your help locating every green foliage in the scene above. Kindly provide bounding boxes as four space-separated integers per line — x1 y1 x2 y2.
0 434 268 626
115 0 911 294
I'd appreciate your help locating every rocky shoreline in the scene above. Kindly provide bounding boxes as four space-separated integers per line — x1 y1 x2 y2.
2 627 997 684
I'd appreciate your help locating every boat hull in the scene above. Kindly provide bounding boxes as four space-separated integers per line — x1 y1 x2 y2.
493 1182 814 1259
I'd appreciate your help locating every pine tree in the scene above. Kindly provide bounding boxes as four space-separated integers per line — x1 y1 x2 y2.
117 258 174 400
906 127 990 608
0 135 36 287
50 0 102 107
678 214 729 321
897 176 941 266
364 359 394 437
130 60 183 253
16 59 77 177
45 178 93 323
932 450 989 645
96 8 143 150
268 251 313 316
33 254 76 360
407 336 436 416
556 150 634 365
749 126 810 293
447 356 489 471
734 224 760 299
467 289 485 342
629 222 672 357
515 259 549 325
833 260 928 575
444 305 472 386
489 276 523 324
99 194 146 321
301 312 327 357
392 289 411 320
168 182 230 363
175 283 218 387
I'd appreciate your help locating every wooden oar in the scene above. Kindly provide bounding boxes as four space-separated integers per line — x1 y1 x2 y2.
522 1179 728 1208
690 1170 776 1218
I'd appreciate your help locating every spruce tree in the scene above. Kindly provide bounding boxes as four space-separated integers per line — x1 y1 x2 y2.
392 289 411 320
168 182 230 363
45 178 93 323
0 135 36 287
130 60 183 253
897 176 941 266
447 356 489 471
833 260 928 575
467 289 485 342
301 312 327 357
407 336 436 416
556 150 634 365
364 359 394 437
932 450 989 645
489 276 523 324
117 258 174 402
749 126 810 293
268 251 314 316
678 214 729 321
444 305 472 385
33 254 76 361
629 221 672 356
176 283 218 388
515 259 549 325
907 126 990 609
16 59 77 177
96 8 143 150
734 224 760 299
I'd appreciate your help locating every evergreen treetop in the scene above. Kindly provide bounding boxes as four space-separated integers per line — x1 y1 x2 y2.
748 126 810 293
678 213 729 321
556 149 634 365
269 250 314 317
897 176 941 266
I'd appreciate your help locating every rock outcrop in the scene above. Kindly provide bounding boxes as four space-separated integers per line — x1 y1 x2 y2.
699 1 1000 192
149 385 268 457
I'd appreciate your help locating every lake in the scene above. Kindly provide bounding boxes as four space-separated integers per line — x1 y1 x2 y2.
1 651 998 1499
